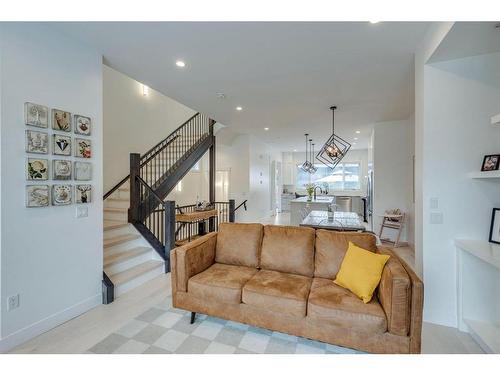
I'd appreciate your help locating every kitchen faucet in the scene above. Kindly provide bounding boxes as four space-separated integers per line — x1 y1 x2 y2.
313 186 323 200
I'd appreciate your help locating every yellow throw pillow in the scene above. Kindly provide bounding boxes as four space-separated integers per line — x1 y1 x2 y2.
333 242 390 303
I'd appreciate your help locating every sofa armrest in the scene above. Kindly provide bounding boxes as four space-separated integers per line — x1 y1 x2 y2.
171 232 217 293
377 246 424 353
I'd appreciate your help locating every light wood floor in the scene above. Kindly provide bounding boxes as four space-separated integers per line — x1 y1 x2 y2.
9 212 483 354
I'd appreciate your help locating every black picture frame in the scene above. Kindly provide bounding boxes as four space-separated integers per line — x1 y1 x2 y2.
481 154 500 171
488 208 500 245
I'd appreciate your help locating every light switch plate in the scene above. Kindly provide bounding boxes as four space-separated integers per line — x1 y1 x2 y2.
76 206 88 218
430 212 443 224
430 197 439 209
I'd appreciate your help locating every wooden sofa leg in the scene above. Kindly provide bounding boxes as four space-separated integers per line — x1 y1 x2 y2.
190 312 196 324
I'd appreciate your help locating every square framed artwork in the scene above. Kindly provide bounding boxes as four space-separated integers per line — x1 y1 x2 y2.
74 114 91 136
26 130 49 154
52 109 72 132
489 208 500 245
52 184 72 206
26 185 50 207
74 161 92 181
76 185 92 203
26 158 48 180
481 154 500 171
75 138 91 158
25 102 48 128
53 134 72 156
52 159 72 180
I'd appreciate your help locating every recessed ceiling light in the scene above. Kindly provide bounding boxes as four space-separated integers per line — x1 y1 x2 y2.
293 149 297 152
370 21 380 24
354 137 358 140
352 142 357 145
264 127 269 131
355 130 361 134
175 60 186 68
236 106 243 111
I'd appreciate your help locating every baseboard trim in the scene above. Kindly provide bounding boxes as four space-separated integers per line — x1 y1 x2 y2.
0 293 101 353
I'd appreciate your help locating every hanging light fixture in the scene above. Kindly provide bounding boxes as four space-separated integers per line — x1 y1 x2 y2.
309 139 317 174
316 106 351 170
300 134 312 173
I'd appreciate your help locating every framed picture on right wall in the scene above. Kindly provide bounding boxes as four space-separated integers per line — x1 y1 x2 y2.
489 208 500 244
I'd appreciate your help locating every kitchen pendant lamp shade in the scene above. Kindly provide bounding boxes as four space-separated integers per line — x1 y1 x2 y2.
309 140 317 174
300 134 313 173
316 106 351 170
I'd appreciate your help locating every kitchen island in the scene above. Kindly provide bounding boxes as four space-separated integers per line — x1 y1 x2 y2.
300 210 365 231
289 196 335 226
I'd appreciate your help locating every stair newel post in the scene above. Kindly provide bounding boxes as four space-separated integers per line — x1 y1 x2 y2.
209 118 216 232
164 200 176 272
129 153 141 223
229 199 236 223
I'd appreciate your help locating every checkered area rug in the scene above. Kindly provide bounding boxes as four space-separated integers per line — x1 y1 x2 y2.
87 298 364 354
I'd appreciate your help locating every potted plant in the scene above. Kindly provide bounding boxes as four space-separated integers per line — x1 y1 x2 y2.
305 183 316 202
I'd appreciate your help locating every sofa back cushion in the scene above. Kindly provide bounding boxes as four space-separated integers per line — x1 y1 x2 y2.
314 230 377 279
260 225 315 277
215 222 263 268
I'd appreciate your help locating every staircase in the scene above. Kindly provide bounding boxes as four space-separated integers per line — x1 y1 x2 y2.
103 182 164 297
102 112 217 302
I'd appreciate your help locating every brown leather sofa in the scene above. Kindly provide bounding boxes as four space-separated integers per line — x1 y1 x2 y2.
171 223 423 354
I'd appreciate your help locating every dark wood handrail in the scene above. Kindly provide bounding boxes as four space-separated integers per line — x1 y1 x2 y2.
235 200 248 212
136 175 165 205
103 133 181 200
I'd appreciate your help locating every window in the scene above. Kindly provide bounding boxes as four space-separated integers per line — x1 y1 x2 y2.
295 162 361 191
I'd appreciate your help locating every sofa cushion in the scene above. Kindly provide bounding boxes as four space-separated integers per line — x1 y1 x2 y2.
314 230 377 279
216 222 263 268
260 225 315 277
307 278 387 334
242 269 312 317
188 263 258 304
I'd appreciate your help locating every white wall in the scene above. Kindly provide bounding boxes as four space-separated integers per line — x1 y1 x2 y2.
372 119 414 244
420 52 500 327
216 132 281 222
414 23 454 275
103 65 195 192
0 24 103 351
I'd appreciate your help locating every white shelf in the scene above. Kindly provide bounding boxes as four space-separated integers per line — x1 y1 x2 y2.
455 238 500 270
467 170 500 179
464 319 500 354
491 113 500 126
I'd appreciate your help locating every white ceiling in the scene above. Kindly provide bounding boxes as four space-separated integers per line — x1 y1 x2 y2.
53 22 429 151
428 22 500 64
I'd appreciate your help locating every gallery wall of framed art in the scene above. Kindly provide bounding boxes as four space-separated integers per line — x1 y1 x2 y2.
25 102 94 207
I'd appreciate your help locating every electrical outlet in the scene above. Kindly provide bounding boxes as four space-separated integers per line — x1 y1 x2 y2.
76 206 88 218
7 294 20 311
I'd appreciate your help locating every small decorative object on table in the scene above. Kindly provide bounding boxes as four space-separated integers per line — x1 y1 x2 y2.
481 154 500 171
489 208 500 245
195 198 214 212
305 183 315 202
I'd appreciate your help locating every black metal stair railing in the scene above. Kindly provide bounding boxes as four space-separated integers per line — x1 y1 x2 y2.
128 112 217 270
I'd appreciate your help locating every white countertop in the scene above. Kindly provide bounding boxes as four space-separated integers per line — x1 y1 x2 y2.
455 238 500 270
290 196 335 204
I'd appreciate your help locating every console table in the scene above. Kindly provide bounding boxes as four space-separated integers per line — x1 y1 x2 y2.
455 238 500 353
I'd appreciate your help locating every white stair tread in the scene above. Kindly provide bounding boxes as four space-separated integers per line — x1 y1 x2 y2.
104 220 128 231
104 246 150 267
104 207 127 213
106 197 129 202
104 233 141 248
110 260 164 286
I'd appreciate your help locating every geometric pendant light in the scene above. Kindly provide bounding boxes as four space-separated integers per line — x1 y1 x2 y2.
300 133 313 173
316 106 351 170
308 139 317 174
